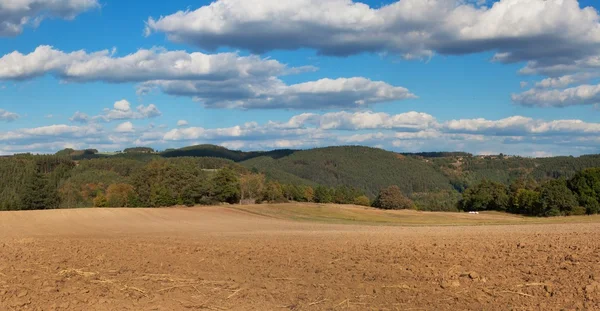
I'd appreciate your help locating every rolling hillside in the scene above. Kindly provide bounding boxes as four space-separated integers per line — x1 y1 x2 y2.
53 144 600 201
241 146 453 197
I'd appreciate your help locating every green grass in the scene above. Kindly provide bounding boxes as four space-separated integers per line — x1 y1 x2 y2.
229 203 600 226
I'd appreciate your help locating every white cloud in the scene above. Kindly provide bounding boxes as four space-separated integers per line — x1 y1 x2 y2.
0 45 287 82
0 124 102 143
177 120 189 127
115 121 134 133
443 115 600 135
144 77 415 109
512 84 600 107
3 110 600 156
0 46 413 110
534 73 596 89
0 109 19 122
0 0 99 37
146 0 600 68
70 99 162 123
69 111 90 123
147 0 600 105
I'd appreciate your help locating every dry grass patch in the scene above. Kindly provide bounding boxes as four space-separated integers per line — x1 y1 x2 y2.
230 203 600 226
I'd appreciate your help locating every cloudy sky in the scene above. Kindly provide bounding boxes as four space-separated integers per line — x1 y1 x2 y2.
1 0 600 156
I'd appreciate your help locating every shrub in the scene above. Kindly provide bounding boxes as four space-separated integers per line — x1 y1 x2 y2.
93 193 108 207
372 185 414 210
354 195 371 207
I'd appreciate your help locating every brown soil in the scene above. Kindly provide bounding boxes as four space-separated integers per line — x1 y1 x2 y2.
1 206 599 310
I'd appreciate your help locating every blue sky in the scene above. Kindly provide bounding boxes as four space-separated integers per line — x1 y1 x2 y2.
1 0 600 156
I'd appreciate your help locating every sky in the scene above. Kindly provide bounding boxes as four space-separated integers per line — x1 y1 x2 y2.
1 0 600 156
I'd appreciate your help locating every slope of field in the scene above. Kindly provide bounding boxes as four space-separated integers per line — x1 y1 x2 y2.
231 203 600 226
2 204 600 310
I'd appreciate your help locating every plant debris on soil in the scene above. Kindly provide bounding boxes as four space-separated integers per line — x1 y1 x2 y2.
1 204 599 310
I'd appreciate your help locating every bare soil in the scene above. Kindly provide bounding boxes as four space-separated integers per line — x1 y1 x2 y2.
1 205 600 310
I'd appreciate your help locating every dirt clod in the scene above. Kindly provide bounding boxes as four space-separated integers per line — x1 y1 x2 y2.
0 206 599 310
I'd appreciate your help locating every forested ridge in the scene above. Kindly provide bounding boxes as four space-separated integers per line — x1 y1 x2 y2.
1 145 600 216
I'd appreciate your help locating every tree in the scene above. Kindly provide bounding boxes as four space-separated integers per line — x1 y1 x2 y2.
93 193 108 207
302 186 314 202
568 168 600 214
539 179 578 216
262 181 285 202
372 185 414 210
212 167 240 204
106 183 135 207
314 186 333 204
513 189 541 216
240 173 265 203
19 170 60 210
459 180 509 212
354 195 371 207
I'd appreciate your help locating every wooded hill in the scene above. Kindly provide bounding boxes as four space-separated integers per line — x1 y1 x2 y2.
2 144 600 213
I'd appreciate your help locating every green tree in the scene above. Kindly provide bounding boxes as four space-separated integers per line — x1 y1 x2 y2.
372 185 414 210
539 179 578 216
314 186 333 204
212 167 240 204
354 195 371 207
513 189 541 216
459 180 509 212
19 171 59 210
262 181 285 202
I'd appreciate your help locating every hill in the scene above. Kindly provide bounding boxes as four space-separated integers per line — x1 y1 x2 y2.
160 144 295 161
241 146 453 198
52 145 600 201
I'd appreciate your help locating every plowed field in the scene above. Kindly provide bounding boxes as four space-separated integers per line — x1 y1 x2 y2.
1 204 599 310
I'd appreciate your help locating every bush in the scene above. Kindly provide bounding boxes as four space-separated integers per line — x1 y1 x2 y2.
372 185 414 210
106 183 135 207
93 193 108 207
353 195 371 207
580 196 600 215
568 206 587 216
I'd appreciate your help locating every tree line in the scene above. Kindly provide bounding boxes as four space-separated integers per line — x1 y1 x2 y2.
458 168 600 216
0 155 371 211
1 152 600 217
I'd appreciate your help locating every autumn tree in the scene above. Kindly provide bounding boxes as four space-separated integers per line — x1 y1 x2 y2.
240 173 265 203
262 181 285 203
106 183 135 207
372 185 414 210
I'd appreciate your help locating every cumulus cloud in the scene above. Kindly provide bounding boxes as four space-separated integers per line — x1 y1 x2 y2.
115 121 134 133
534 73 596 89
146 0 600 67
443 116 600 135
0 46 286 82
0 0 99 37
162 111 600 145
0 109 19 122
146 0 600 106
512 84 600 107
0 124 102 143
177 120 189 127
143 77 415 109
3 110 600 156
0 46 413 109
70 100 162 123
